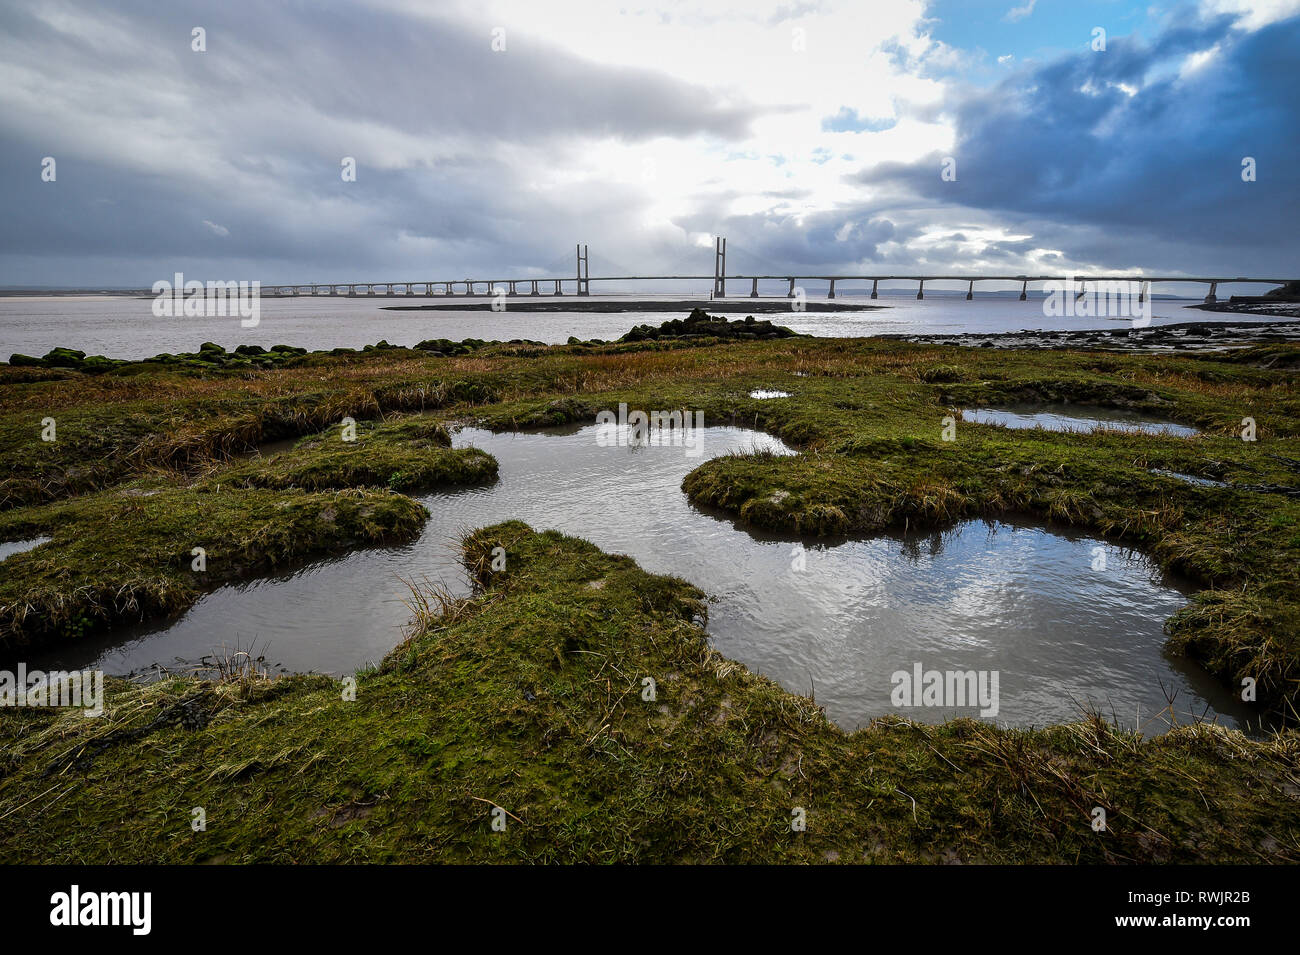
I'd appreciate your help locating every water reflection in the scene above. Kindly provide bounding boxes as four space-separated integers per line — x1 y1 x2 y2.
962 405 1198 437
24 424 1257 734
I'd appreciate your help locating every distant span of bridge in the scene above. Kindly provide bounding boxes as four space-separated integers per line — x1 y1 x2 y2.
260 240 1293 305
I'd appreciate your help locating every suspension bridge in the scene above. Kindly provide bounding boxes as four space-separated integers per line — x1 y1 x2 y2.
261 240 1294 305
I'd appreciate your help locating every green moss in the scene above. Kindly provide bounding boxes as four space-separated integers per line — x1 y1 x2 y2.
3 324 1300 861
0 482 429 650
222 416 498 492
0 523 1293 864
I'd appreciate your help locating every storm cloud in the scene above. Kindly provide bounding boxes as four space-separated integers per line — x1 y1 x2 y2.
0 0 1295 285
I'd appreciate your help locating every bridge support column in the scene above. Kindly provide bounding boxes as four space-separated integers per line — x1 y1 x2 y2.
554 280 563 295
1019 279 1027 301
750 277 759 298
508 281 517 296
917 279 925 300
366 285 374 296
531 280 540 296
871 279 878 300
577 244 590 296
787 278 795 298
1076 279 1087 301
405 284 412 295
1138 281 1149 304
827 279 836 299
966 279 974 301
1204 281 1218 304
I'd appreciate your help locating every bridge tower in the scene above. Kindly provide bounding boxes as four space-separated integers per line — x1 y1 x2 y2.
713 236 727 297
576 244 590 296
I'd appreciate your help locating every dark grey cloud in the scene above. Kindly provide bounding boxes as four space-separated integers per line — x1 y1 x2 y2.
854 12 1300 274
0 0 768 284
1 0 1296 287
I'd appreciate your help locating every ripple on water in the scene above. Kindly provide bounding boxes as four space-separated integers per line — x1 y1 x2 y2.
23 424 1256 733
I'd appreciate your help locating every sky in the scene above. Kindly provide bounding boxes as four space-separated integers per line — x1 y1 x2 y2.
0 0 1296 286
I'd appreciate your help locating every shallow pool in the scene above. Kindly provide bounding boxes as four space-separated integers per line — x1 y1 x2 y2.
962 405 1198 437
26 424 1254 733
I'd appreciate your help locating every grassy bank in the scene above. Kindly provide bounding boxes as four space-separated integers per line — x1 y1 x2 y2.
1 323 1299 861
0 522 1294 863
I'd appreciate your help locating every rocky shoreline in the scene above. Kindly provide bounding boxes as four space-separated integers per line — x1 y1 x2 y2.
882 317 1300 353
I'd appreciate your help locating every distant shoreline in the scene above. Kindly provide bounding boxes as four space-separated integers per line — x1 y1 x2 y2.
382 298 882 313
1189 301 1300 319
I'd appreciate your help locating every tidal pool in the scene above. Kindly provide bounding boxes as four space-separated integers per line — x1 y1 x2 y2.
0 537 50 562
962 405 1198 437
1150 469 1227 488
28 424 1255 733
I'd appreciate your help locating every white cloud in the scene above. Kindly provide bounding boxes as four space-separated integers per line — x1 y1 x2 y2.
1200 0 1300 30
1179 45 1221 78
1003 0 1037 23
202 220 230 237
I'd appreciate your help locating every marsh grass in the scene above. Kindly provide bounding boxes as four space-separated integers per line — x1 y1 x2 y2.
0 522 1294 863
1 332 1299 860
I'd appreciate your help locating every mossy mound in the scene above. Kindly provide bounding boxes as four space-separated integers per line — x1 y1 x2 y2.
0 523 1294 864
0 484 429 650
620 307 804 342
223 417 498 492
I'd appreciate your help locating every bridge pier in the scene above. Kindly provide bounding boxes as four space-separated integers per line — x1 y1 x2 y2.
751 277 759 298
871 279 878 300
1075 279 1087 301
530 280 540 296
1019 279 1027 301
1138 281 1149 304
508 281 517 296
553 280 563 295
1204 281 1218 304
366 285 375 296
577 244 590 296
917 279 925 300
787 278 795 298
827 279 836 299
966 279 974 301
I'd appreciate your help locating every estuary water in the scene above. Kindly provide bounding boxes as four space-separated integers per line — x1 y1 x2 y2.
0 291 1244 360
